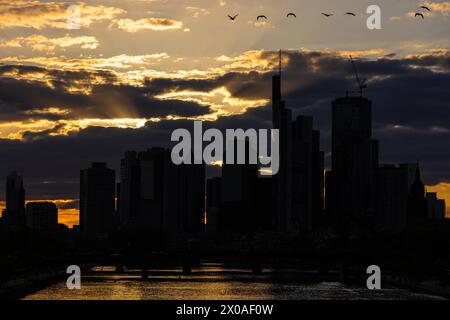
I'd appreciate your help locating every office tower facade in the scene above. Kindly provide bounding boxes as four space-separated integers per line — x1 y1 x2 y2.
115 182 121 227
255 177 273 231
426 193 446 220
400 163 419 193
206 177 222 233
324 171 334 219
118 148 205 233
164 158 205 233
221 139 259 232
137 148 167 229
292 116 313 232
331 96 378 224
25 202 58 232
271 62 324 234
312 131 325 228
80 163 115 236
272 72 293 232
291 120 325 232
375 165 409 231
4 171 25 225
119 151 140 228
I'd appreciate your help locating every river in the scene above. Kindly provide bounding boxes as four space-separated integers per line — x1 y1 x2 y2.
22 263 445 300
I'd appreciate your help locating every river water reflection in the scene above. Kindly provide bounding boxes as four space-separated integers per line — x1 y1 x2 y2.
23 263 445 300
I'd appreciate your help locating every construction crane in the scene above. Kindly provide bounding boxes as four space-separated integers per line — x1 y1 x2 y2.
349 55 368 97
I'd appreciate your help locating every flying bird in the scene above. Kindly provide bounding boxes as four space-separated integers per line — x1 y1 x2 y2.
227 14 239 20
257 15 268 21
345 12 356 16
287 13 297 18
321 13 333 17
419 6 431 11
415 12 425 19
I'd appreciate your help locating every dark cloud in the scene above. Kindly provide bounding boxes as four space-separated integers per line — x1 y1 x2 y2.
0 106 271 200
0 65 211 121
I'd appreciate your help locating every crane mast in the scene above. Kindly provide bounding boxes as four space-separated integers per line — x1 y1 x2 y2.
350 55 367 97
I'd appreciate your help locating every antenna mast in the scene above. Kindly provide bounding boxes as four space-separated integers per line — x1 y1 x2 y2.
279 49 282 75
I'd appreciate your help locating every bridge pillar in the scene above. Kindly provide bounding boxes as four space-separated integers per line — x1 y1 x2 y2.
339 260 348 282
141 267 149 280
115 265 124 274
182 263 192 275
319 257 330 276
252 262 263 275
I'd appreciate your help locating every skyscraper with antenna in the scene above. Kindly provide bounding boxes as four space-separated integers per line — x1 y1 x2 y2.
271 50 325 233
272 49 293 232
279 49 282 75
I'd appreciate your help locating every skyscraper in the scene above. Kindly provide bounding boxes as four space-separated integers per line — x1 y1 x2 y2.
312 130 325 228
375 164 409 231
271 53 324 234
324 170 334 220
164 156 205 233
272 65 293 233
137 148 167 230
221 139 259 232
206 177 222 233
407 164 427 222
291 118 325 233
292 116 314 232
118 148 205 233
4 171 25 225
331 96 378 224
80 163 115 236
400 163 419 193
118 151 140 228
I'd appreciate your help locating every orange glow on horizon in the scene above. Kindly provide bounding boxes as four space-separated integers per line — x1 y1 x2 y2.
58 208 79 228
427 183 450 218
0 200 79 228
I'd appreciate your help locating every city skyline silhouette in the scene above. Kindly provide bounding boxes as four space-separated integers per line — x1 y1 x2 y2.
1 54 447 235
0 0 450 302
2 56 450 301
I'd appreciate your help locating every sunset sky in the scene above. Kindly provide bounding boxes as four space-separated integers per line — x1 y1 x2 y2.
0 0 449 227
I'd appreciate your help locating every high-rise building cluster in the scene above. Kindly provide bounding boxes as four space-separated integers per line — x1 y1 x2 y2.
76 69 447 238
1 171 59 232
1 69 447 239
117 149 205 234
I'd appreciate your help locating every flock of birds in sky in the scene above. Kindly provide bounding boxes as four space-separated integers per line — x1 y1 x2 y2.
227 5 432 21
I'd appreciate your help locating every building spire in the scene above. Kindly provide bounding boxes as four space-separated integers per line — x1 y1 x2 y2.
415 161 421 181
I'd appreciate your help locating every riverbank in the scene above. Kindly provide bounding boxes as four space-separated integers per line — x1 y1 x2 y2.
0 270 66 300
383 276 450 299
